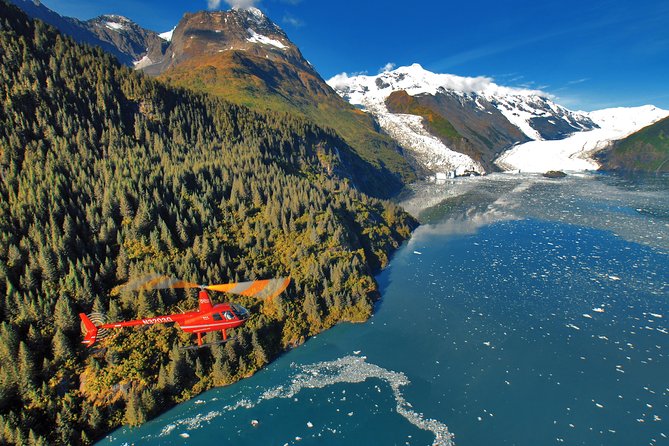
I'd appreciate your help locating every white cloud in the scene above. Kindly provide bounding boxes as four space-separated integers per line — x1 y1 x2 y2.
208 0 260 10
379 62 395 73
282 13 304 27
567 78 590 85
327 72 352 91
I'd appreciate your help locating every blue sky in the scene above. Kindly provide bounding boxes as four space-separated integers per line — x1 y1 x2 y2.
41 0 669 111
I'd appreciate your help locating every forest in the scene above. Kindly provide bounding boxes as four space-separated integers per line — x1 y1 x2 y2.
0 3 417 444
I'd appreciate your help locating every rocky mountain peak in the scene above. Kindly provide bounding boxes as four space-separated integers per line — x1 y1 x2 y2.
84 14 167 67
140 7 309 75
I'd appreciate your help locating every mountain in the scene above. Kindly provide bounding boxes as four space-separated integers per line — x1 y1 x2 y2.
7 0 166 66
328 64 598 175
498 105 669 172
7 2 415 195
0 2 417 444
144 8 416 194
140 7 306 76
596 114 669 172
85 14 167 68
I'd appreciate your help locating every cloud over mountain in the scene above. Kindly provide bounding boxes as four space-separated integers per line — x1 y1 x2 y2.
208 0 260 10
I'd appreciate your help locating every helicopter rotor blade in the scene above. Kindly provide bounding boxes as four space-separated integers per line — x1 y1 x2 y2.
123 274 200 291
206 277 290 300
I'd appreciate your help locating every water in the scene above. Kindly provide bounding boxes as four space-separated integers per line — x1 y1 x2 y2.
101 173 669 446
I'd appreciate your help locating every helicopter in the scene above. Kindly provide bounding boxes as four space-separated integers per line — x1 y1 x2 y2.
79 275 290 348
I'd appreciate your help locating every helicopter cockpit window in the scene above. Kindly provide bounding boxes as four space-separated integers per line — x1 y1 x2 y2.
223 311 235 320
212 313 222 321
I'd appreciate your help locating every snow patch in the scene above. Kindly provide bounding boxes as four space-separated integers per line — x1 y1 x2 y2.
132 55 153 69
328 63 666 175
105 21 125 31
159 26 176 42
246 28 286 49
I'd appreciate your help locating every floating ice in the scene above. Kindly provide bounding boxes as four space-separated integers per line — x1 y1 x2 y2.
158 411 221 436
157 356 453 445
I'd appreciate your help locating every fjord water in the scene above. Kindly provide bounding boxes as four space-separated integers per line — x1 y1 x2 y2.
102 173 669 446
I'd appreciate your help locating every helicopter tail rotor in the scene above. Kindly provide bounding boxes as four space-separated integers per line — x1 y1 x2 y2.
79 313 109 347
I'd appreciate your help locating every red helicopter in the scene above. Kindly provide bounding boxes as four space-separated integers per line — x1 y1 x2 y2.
79 275 290 348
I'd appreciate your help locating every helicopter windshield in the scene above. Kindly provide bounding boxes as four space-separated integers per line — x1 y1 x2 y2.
231 304 250 319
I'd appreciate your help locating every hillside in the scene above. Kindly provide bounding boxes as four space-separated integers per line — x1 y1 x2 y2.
597 115 669 172
0 2 417 444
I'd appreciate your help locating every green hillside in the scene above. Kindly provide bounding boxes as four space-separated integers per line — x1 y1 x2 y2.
598 116 669 172
158 52 417 194
0 3 417 444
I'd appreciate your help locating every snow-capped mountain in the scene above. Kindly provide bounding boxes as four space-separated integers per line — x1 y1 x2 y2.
139 7 308 76
328 64 598 175
497 105 669 172
85 14 167 68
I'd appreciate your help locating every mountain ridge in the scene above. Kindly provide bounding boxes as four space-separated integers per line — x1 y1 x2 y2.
7 0 166 65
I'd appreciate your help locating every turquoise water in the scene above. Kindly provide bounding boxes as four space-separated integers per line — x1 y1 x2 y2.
101 173 669 446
